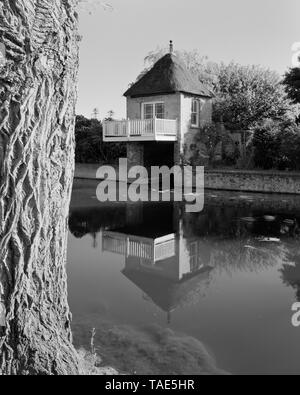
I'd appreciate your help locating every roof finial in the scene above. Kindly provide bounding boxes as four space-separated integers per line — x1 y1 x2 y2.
169 40 174 54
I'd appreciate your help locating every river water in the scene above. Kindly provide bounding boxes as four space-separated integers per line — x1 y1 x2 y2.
67 179 300 375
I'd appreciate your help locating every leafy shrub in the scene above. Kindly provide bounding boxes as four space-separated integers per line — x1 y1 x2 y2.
221 134 240 166
252 119 300 170
75 115 126 164
195 123 224 166
252 120 281 169
283 67 300 105
277 125 300 170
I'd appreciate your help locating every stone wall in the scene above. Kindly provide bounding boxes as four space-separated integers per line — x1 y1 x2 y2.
205 170 300 194
204 189 300 214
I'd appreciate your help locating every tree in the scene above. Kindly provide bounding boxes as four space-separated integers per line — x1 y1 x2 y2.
195 124 224 166
252 119 300 170
252 120 281 169
283 67 300 113
276 123 300 170
136 47 218 90
75 115 103 163
91 107 100 120
0 0 80 375
214 63 294 130
106 110 115 121
141 48 296 130
75 115 126 163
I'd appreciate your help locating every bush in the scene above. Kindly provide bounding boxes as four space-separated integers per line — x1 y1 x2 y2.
221 134 240 166
252 119 300 170
195 123 224 166
75 115 126 164
277 125 300 170
252 120 281 169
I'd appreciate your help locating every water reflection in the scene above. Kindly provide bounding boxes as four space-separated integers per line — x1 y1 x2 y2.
68 189 300 374
69 200 300 312
281 258 300 302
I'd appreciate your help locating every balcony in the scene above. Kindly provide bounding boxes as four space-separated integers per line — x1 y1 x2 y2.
103 118 178 142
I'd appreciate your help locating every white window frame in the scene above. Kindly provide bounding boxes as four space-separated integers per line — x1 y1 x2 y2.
142 101 165 120
191 99 200 127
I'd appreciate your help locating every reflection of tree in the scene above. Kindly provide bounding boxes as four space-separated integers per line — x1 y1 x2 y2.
184 206 300 241
185 207 299 275
71 200 300 327
69 207 126 238
72 202 300 278
183 206 244 238
205 240 288 275
183 236 289 280
281 255 300 302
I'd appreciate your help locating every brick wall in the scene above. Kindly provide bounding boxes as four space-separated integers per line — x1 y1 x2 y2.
205 170 300 194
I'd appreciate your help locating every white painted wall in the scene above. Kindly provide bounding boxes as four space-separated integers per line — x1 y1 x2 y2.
126 93 212 164
126 94 181 121
179 94 212 159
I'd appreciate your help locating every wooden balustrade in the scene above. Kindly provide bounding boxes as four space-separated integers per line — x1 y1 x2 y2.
102 231 176 263
103 118 178 142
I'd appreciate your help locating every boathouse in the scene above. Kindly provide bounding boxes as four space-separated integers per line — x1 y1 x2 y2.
103 42 213 167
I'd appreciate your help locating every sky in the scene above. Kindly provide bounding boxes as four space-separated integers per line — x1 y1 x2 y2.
77 0 300 119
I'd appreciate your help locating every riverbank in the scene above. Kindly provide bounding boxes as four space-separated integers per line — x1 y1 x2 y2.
205 169 300 195
75 163 300 195
71 178 300 215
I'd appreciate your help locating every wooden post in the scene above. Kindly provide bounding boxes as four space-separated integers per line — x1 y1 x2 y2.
154 116 157 139
127 118 131 140
103 120 107 141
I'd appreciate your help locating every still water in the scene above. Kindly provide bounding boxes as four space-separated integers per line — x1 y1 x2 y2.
68 180 300 375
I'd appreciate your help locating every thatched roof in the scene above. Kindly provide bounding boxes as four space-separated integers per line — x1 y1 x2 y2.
124 53 213 98
122 266 212 313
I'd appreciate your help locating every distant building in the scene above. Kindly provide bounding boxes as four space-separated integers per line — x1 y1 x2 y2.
103 42 213 167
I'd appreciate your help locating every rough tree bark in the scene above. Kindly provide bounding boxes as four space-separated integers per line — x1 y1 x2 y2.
0 0 80 375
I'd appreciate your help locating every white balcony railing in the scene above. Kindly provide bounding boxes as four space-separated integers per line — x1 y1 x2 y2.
102 231 176 263
103 118 178 142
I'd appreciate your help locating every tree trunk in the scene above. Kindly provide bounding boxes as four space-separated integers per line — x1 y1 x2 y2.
0 0 80 375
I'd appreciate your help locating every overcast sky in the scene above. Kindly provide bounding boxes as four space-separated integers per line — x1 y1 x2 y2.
77 0 300 119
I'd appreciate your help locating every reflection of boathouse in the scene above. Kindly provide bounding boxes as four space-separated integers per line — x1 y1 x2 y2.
103 231 177 268
102 203 213 321
68 198 299 321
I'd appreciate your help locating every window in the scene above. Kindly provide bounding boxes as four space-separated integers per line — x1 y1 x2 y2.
191 99 200 127
142 102 165 119
144 103 154 119
155 103 165 119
